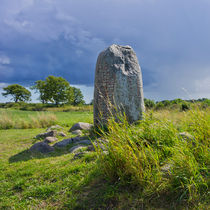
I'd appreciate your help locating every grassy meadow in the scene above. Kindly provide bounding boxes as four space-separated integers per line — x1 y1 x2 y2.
0 105 209 209
0 108 93 129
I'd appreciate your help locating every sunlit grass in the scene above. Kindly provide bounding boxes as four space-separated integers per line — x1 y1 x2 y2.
0 109 93 129
96 108 210 207
0 107 209 209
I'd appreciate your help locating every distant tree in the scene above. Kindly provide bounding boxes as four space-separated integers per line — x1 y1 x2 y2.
144 98 155 109
2 84 31 102
71 87 85 105
181 102 190 111
89 99 94 105
32 76 85 106
155 101 164 110
162 100 171 107
31 80 48 104
45 76 71 105
171 98 183 104
32 76 72 105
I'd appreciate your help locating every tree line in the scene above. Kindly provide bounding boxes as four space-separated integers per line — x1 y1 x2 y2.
144 98 210 110
2 76 85 106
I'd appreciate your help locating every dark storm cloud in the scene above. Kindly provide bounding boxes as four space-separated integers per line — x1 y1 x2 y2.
0 0 210 101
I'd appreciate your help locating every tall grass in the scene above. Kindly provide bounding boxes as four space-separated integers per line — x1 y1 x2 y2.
0 111 57 129
96 108 209 205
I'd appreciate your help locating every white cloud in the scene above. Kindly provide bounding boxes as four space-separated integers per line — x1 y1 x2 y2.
0 0 210 101
0 53 10 65
0 83 9 88
195 77 210 94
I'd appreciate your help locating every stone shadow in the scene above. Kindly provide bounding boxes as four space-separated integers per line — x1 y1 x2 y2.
9 143 75 163
9 134 98 163
70 176 188 210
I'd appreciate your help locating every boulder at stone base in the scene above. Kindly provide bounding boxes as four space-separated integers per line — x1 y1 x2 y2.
35 130 57 139
69 122 93 132
29 142 54 153
44 137 58 144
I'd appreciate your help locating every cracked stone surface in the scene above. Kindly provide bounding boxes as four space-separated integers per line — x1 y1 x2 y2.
94 44 145 126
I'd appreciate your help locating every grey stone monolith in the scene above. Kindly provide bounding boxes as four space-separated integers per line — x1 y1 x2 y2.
94 44 145 126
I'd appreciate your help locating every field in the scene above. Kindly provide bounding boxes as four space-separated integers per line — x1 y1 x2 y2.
0 107 209 209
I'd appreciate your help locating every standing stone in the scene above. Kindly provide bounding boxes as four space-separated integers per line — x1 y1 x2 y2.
94 44 145 126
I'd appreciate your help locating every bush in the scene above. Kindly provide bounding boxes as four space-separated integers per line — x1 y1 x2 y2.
154 102 164 110
144 98 155 109
181 102 190 111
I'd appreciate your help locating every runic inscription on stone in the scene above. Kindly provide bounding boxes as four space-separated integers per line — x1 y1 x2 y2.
93 44 145 126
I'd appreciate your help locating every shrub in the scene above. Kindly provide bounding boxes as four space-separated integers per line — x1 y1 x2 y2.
144 98 155 109
181 102 190 111
154 102 164 110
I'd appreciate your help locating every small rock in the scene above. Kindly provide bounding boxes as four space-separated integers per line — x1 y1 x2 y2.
72 136 89 141
46 125 63 132
69 122 93 132
71 130 83 136
179 132 194 141
161 164 172 173
35 130 57 139
44 137 58 144
71 136 81 142
69 145 87 153
103 151 109 155
53 138 72 147
75 140 92 145
58 132 67 137
73 151 89 159
29 142 54 153
87 138 107 151
87 145 95 151
161 164 172 178
94 141 107 151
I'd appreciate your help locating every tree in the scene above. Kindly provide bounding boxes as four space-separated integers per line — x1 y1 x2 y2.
2 84 31 102
45 76 71 105
144 98 155 109
32 76 85 106
71 87 85 105
89 99 94 105
31 80 48 104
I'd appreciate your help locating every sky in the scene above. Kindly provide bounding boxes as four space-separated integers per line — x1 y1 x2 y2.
0 0 210 103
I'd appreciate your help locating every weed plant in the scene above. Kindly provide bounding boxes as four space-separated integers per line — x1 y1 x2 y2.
96 108 209 206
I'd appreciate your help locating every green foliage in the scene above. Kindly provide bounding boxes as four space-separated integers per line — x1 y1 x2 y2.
0 102 92 112
0 108 93 129
201 98 210 108
96 108 210 206
46 76 72 105
32 76 71 105
181 102 191 111
31 80 47 104
0 128 97 209
0 108 209 209
2 84 31 102
161 100 171 106
144 98 155 109
71 87 85 105
89 99 94 105
32 76 85 106
171 98 184 104
155 101 165 110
